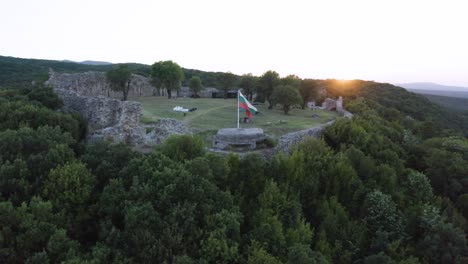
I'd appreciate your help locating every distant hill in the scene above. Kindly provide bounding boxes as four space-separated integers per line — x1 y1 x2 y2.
417 93 468 112
0 55 236 88
62 59 112 65
79 60 112 65
397 82 468 92
407 89 468 99
0 56 116 88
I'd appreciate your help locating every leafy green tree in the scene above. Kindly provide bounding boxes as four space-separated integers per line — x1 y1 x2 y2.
250 193 287 257
402 171 433 206
415 205 467 263
81 141 139 191
188 76 203 98
0 100 83 140
218 71 236 99
456 194 468 221
200 210 242 263
173 255 196 264
233 153 268 225
0 126 76 199
42 162 95 212
258 70 280 109
271 85 302 114
280 74 301 88
27 85 63 110
418 120 438 139
47 229 79 262
423 148 468 202
0 159 31 204
239 73 257 101
150 60 184 99
247 242 283 264
106 64 132 101
299 79 320 109
42 160 98 246
159 134 205 162
364 191 402 239
0 198 78 263
363 252 395 264
287 244 329 264
315 196 366 263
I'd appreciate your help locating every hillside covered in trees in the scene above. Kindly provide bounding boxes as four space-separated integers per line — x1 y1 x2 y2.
1 57 468 263
0 56 239 89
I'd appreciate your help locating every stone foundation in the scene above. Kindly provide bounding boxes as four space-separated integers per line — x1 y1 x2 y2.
213 128 266 151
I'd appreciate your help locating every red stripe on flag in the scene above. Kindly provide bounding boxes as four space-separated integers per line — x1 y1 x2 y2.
239 102 252 118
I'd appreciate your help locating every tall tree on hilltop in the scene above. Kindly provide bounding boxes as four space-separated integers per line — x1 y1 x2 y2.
280 74 301 88
258 70 280 109
150 60 184 99
271 85 302 114
239 73 257 101
299 79 320 109
188 76 203 98
218 71 236 99
106 64 132 101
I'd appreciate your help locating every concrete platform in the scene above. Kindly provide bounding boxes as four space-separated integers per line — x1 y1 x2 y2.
213 128 266 150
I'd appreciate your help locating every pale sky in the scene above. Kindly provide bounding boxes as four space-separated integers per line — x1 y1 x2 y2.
1 0 467 86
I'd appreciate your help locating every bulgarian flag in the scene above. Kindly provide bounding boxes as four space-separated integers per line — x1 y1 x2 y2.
239 91 257 118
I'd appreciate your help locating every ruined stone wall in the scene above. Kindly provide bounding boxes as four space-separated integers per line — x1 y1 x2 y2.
54 88 192 149
55 88 142 131
322 96 343 112
272 120 336 154
46 70 155 99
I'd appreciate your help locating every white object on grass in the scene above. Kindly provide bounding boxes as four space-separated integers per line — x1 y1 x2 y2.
173 106 189 112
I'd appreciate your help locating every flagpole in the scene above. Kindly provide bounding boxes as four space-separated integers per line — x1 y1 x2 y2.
237 90 240 129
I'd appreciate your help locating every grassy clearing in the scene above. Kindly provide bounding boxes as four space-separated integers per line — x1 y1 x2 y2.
133 97 339 138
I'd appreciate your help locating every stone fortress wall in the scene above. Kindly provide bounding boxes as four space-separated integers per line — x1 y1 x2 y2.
47 70 191 149
46 69 156 98
47 69 351 153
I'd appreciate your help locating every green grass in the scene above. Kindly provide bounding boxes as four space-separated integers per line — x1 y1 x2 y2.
133 97 339 138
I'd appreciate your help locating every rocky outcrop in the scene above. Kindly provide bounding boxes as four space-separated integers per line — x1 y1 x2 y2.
46 69 155 99
54 88 192 148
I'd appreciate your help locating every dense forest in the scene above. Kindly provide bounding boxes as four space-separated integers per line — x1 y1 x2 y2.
1 58 468 263
417 94 468 113
0 56 239 89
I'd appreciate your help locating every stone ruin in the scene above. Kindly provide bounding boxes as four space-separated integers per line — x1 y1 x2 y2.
272 120 335 155
46 68 354 153
46 69 156 99
322 96 344 112
321 96 353 118
213 128 266 151
44 68 194 148
52 87 192 149
46 69 226 99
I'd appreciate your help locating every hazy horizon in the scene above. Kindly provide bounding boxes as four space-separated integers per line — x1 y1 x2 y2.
1 0 467 86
